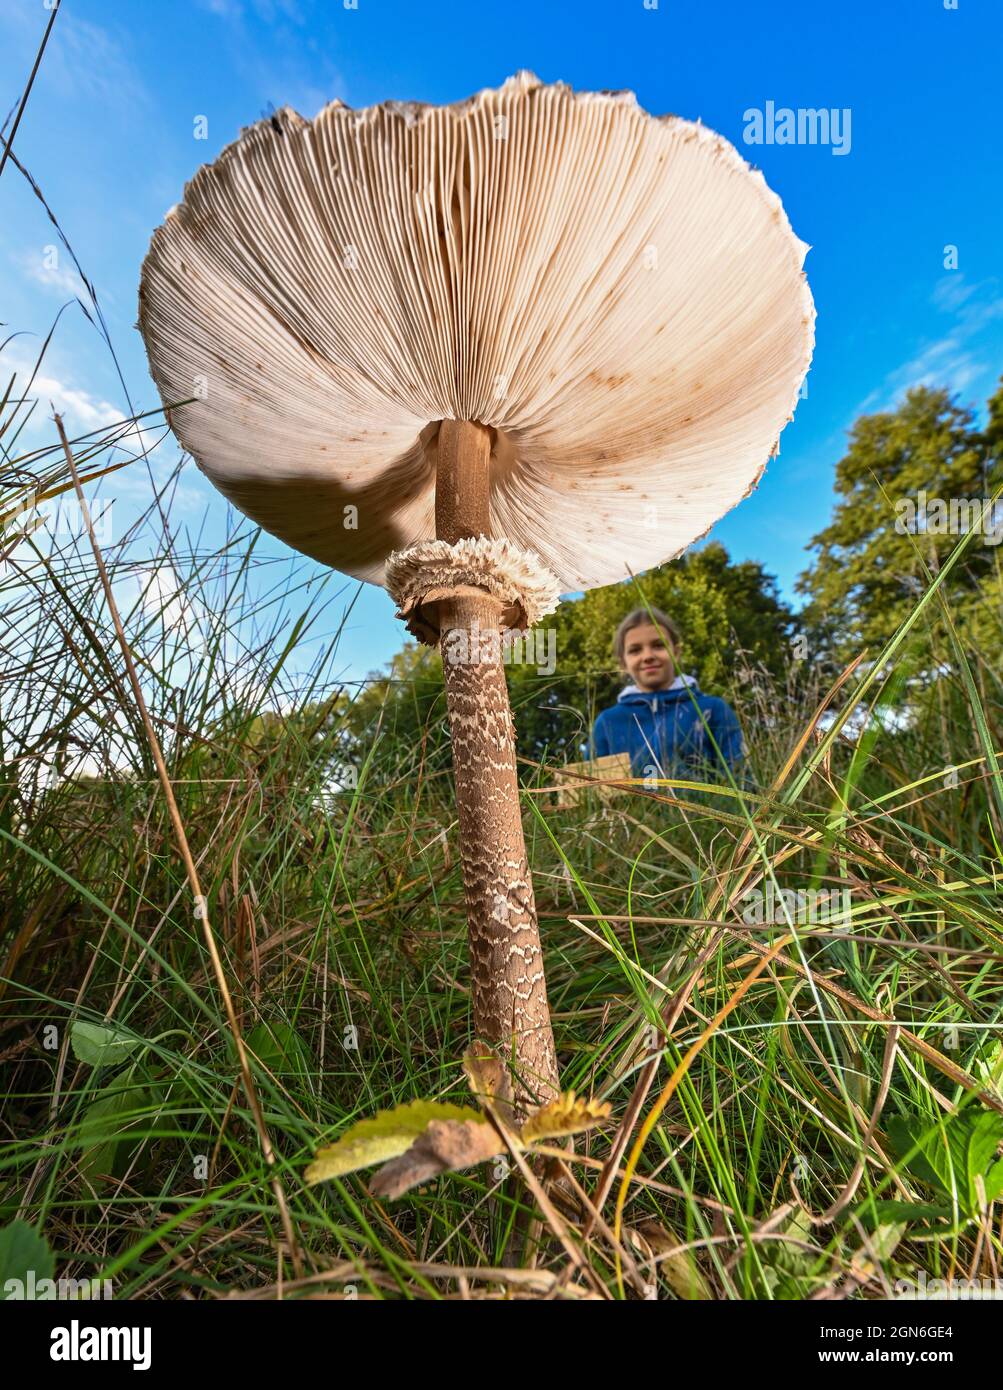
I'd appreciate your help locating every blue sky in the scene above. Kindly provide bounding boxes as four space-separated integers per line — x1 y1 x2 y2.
3 0 1002 686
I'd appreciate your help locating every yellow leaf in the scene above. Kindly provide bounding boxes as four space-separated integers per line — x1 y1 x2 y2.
305 1100 486 1185
520 1090 612 1144
370 1118 507 1200
633 1219 713 1300
462 1041 515 1121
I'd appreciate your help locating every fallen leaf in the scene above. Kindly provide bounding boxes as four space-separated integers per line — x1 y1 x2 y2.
634 1218 712 1300
305 1100 487 1185
370 1118 506 1199
462 1040 515 1124
520 1091 612 1143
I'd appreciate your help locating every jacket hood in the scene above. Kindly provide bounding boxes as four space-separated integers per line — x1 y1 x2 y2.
617 674 700 702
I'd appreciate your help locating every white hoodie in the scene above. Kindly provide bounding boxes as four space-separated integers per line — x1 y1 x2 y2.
616 674 699 701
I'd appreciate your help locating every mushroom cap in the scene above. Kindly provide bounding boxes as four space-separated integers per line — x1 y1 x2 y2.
138 71 814 593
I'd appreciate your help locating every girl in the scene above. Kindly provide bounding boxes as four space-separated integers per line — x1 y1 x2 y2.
590 606 744 780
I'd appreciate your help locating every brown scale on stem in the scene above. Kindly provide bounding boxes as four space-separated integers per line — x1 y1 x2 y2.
434 420 560 1114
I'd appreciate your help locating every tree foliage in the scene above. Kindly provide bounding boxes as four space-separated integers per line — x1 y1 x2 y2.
796 378 1003 668
311 376 1003 780
338 542 796 769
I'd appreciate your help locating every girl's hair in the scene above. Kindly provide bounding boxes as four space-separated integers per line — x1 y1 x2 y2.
614 606 682 664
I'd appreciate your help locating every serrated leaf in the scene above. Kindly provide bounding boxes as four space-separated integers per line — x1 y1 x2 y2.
887 1114 949 1195
768 1208 820 1282
305 1100 487 1185
965 1111 1003 1203
519 1091 612 1144
0 1221 54 1294
71 1020 141 1068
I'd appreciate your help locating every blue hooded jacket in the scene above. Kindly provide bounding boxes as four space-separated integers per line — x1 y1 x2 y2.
590 677 744 778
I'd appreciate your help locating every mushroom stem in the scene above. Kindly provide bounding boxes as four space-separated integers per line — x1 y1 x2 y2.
435 419 560 1111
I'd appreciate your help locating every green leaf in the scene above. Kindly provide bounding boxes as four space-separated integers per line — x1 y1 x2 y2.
76 1085 151 1188
245 1020 309 1081
965 1111 1003 1205
305 1100 487 1185
863 1200 953 1225
633 1220 712 1300
985 1160 1003 1205
0 1221 55 1296
886 1109 1003 1217
752 1208 829 1299
71 1020 141 1068
887 1115 948 1194
972 1040 1003 1098
867 1221 906 1262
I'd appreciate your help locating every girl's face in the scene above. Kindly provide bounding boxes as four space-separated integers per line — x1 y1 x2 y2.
621 622 679 691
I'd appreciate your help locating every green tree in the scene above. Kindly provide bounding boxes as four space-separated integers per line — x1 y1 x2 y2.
339 641 453 778
796 380 1003 668
337 542 795 771
508 540 795 762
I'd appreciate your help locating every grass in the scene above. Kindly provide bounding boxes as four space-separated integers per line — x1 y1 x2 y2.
2 417 1002 1301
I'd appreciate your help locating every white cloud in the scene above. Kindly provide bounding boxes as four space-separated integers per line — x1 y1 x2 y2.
0 342 165 463
0 341 213 531
2 340 115 430
44 12 149 111
0 7 148 111
882 337 985 397
111 465 209 515
138 563 202 635
15 249 88 301
32 370 121 432
197 0 305 21
192 0 344 118
854 273 1003 417
931 274 977 313
32 371 165 465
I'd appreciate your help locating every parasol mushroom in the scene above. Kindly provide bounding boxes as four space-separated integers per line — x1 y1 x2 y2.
137 72 814 1114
